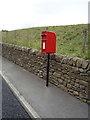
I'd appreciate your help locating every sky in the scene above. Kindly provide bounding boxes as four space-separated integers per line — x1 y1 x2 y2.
0 0 89 31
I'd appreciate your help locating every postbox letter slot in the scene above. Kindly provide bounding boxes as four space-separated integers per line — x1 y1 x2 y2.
42 35 46 39
41 34 47 36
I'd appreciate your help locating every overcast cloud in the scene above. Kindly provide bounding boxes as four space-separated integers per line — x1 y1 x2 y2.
0 0 89 30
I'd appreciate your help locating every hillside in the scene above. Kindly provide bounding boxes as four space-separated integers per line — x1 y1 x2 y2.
2 24 88 59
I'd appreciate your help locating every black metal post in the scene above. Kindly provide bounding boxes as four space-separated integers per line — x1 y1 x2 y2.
46 53 50 87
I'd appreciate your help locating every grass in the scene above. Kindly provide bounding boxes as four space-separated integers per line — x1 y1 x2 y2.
2 24 89 59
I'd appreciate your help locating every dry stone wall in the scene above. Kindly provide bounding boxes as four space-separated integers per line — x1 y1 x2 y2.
0 43 90 103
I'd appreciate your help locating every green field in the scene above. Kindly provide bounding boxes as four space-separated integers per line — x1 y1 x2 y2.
2 24 89 59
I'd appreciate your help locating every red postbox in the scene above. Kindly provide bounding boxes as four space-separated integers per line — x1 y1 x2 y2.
41 31 56 53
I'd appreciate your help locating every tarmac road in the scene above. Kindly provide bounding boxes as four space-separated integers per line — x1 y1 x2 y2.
1 75 31 119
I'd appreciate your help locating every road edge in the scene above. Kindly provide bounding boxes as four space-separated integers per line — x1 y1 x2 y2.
0 71 41 120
